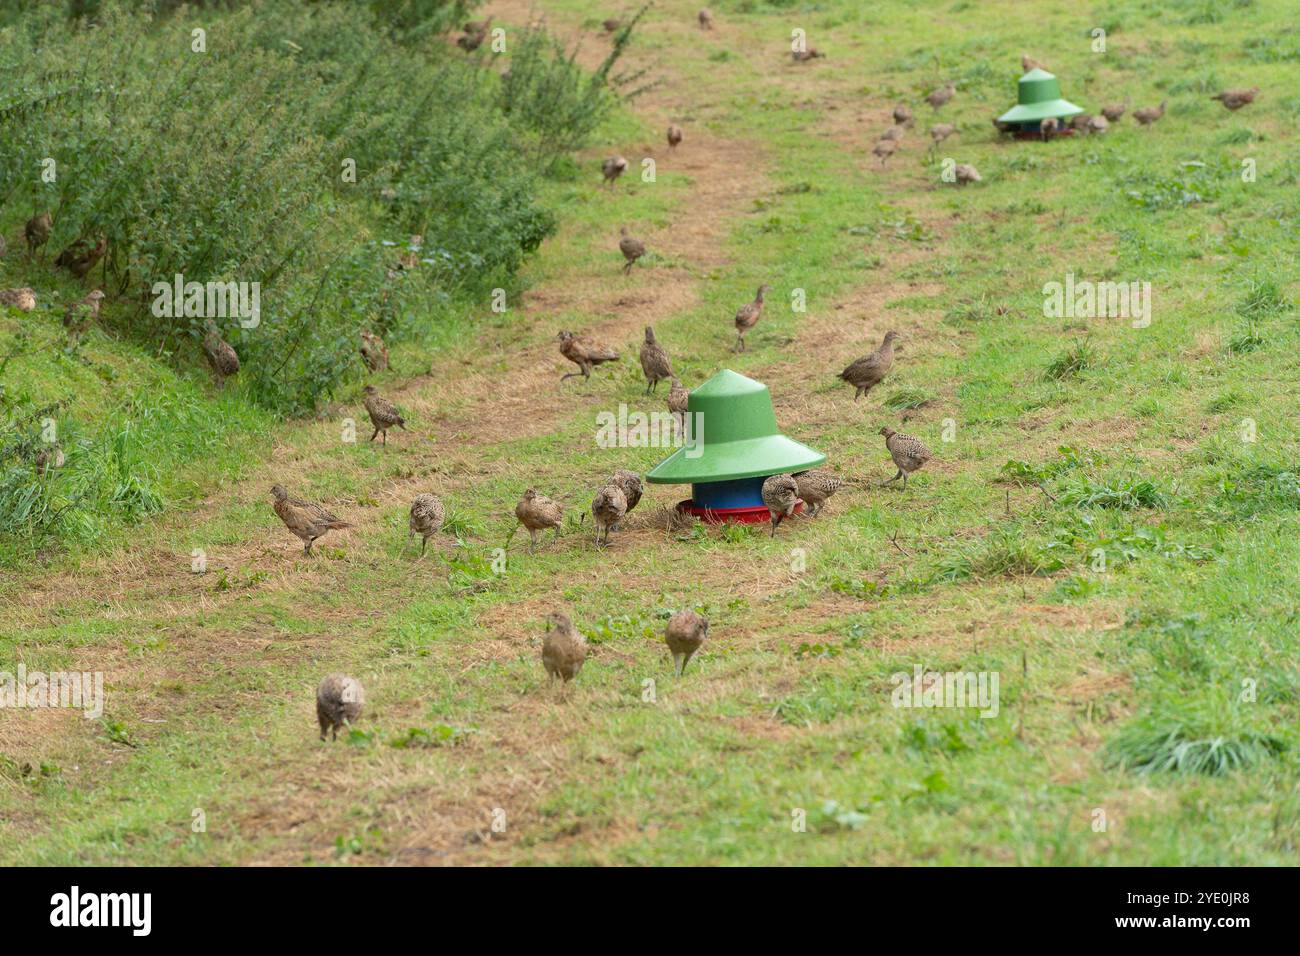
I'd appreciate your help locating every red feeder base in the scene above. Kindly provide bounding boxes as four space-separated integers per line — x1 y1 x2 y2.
675 498 804 524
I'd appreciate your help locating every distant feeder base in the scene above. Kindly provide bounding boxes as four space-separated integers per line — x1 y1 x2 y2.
1013 128 1079 140
675 499 804 525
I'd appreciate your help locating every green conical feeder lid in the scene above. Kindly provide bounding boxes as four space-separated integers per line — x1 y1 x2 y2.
646 369 825 484
997 68 1084 123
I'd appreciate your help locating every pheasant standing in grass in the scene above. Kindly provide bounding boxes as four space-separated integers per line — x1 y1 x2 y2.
732 283 769 352
55 234 107 280
1039 117 1060 140
1211 87 1258 111
954 163 982 185
1133 101 1166 126
761 473 800 536
880 125 905 142
1086 115 1110 135
591 482 627 547
1100 103 1126 122
457 19 490 51
840 330 897 401
698 8 713 29
639 326 673 393
271 484 352 555
62 289 104 344
542 612 587 686
893 104 913 126
792 47 824 62
202 320 240 383
602 17 623 32
602 155 629 186
873 138 898 165
1021 53 1044 72
360 329 389 372
794 470 844 517
409 493 445 557
618 227 645 274
515 489 564 553
611 469 643 516
927 84 955 109
558 330 620 382
929 123 956 144
316 674 364 741
25 212 52 260
0 287 36 312
667 377 689 430
363 384 405 444
1068 114 1092 132
879 427 931 490
664 609 709 676
667 124 683 150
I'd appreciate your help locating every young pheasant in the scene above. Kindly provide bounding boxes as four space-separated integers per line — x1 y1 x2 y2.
791 47 825 62
761 473 800 536
667 125 683 149
840 330 898 401
591 482 627 547
515 489 564 553
733 283 769 352
602 156 629 186
926 84 955 109
893 104 913 125
25 212 52 260
639 326 673 393
409 493 445 556
1039 117 1060 140
0 287 36 312
929 123 956 144
202 321 240 383
873 137 899 165
1211 87 1258 111
698 8 713 29
360 330 389 371
794 470 844 517
879 427 931 490
667 377 689 431
618 228 645 274
954 163 982 185
1133 101 1166 126
1100 102 1126 122
54 234 106 280
664 609 709 676
1021 53 1044 72
543 612 588 686
363 385 405 444
316 674 364 741
271 484 352 555
611 469 643 515
63 290 105 344
1086 115 1110 134
558 330 620 381
880 125 905 141
602 17 623 32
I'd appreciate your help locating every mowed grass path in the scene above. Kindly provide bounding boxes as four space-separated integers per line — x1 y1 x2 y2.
1 0 1297 864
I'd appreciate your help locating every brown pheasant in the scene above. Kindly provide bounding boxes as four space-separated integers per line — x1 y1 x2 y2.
409 493 445 556
873 137 899 165
0 287 36 312
1039 117 1060 139
457 19 491 51
543 612 588 686
62 289 105 343
54 234 106 279
879 427 931 490
840 330 897 401
558 330 620 381
602 155 629 186
363 384 405 444
927 84 955 109
639 326 673 393
1100 102 1126 122
591 482 627 547
954 163 982 185
733 283 769 352
602 17 623 32
271 484 352 555
794 470 844 517
698 8 713 29
618 227 645 274
664 609 709 676
515 489 564 553
316 674 364 741
930 123 956 144
880 125 905 142
667 124 683 150
1021 53 1044 72
360 329 389 371
792 47 825 62
202 321 240 382
1133 101 1166 126
611 469 643 516
25 212 52 260
1211 87 1258 111
1086 115 1110 134
667 377 689 430
761 473 800 536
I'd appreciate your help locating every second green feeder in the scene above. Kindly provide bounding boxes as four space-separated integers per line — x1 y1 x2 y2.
998 67 1084 133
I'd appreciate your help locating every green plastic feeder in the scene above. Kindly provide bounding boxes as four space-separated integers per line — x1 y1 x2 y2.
997 68 1084 128
647 369 825 522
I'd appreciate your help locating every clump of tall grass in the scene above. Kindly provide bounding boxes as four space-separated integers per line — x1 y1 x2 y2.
1104 705 1286 777
1043 339 1097 381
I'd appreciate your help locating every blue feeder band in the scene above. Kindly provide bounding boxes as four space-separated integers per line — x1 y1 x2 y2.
691 476 768 510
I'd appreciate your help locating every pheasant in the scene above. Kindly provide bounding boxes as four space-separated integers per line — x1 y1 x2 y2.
515 489 564 553
732 283 769 351
618 227 645 274
794 470 844 517
1100 103 1126 122
1086 115 1110 134
55 234 107 280
202 321 240 382
1211 87 1258 111
698 8 713 29
664 609 709 676
1039 117 1060 139
840 330 897 400
639 326 673 393
954 163 982 185
0 287 36 312
1021 53 1044 72
893 104 913 126
792 47 825 62
1068 114 1092 132
316 674 364 741
271 484 352 554
25 212 52 260
558 330 620 381
602 155 629 186
360 329 389 372
1133 101 1166 126
873 137 899 164
363 384 405 444
591 482 627 546
543 612 587 685
667 377 689 430
457 19 491 51
879 427 931 490
667 124 683 150
34 444 63 475
929 123 956 144
761 473 800 536
62 289 105 343
602 17 623 32
927 84 955 109
880 125 905 142
611 469 643 515
409 493 445 556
